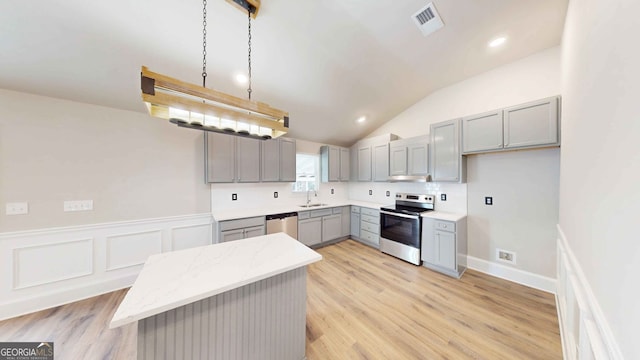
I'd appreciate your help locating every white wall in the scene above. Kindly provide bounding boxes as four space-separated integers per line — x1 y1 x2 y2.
368 46 561 279
0 89 211 232
559 0 640 357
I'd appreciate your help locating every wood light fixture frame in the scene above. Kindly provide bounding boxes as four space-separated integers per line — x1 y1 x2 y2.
140 67 288 140
140 0 289 140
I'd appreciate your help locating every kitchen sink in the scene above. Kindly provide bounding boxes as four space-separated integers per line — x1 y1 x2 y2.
299 203 329 208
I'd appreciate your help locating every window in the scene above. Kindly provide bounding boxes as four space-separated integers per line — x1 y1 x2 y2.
292 153 319 192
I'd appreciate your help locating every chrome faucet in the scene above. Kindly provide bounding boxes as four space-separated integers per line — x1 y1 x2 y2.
306 189 317 205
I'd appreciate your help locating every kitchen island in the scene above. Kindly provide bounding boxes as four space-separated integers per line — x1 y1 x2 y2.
110 233 322 360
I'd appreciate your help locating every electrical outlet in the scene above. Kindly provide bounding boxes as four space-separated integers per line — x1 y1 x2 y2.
496 249 516 264
386 191 390 197
440 194 447 201
6 202 29 215
485 196 493 205
232 193 238 201
331 188 334 194
64 200 93 212
273 192 278 198
368 190 372 196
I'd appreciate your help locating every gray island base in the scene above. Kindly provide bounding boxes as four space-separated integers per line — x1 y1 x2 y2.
110 234 322 360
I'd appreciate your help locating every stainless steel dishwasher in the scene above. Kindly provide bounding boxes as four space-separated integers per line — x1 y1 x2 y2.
266 212 298 239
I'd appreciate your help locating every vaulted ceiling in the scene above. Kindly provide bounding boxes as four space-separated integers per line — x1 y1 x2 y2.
0 0 567 146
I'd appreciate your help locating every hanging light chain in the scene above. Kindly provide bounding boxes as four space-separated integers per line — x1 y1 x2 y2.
247 7 252 100
202 0 208 87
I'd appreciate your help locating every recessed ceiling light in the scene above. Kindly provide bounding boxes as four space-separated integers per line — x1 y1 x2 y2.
488 37 507 48
356 116 366 124
235 74 248 84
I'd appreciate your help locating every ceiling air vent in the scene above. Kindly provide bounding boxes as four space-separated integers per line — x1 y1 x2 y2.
412 2 444 37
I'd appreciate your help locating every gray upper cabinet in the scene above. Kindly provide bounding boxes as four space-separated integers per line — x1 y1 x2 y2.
389 144 407 176
462 110 504 153
372 143 389 182
357 146 372 181
461 96 560 154
504 96 559 149
279 138 296 182
261 139 280 182
389 136 429 177
205 132 236 183
430 119 465 183
236 137 261 183
260 138 296 182
352 134 397 182
340 148 350 181
408 142 429 176
320 146 349 182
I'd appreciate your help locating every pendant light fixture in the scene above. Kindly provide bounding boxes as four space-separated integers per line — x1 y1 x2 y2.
140 0 288 140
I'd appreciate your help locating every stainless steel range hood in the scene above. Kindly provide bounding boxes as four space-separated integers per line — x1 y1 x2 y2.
388 175 431 182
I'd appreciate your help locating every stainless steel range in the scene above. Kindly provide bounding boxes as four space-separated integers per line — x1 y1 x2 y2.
379 193 434 265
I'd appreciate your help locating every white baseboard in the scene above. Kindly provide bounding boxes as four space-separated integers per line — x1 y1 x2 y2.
0 213 213 321
466 255 556 293
556 225 623 360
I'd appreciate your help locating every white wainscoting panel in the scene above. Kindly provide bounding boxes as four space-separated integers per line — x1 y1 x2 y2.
0 213 212 321
106 230 162 271
13 238 93 290
171 224 211 251
556 225 623 360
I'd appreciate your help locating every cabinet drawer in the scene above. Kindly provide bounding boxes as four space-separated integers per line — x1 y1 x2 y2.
361 214 379 225
310 209 333 218
219 216 265 231
360 207 379 217
360 221 379 234
360 229 379 244
298 211 310 219
435 220 455 232
332 207 343 215
351 206 360 214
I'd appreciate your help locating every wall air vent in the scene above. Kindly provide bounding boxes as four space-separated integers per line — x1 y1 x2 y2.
412 2 445 37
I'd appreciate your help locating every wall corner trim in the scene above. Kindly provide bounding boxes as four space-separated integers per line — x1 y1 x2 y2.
466 255 556 293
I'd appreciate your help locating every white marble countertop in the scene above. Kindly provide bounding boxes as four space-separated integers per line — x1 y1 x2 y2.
110 233 322 328
421 211 467 222
212 200 389 221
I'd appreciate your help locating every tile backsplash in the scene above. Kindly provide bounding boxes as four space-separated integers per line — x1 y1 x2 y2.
211 181 466 214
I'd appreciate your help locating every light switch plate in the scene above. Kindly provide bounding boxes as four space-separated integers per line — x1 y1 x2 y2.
331 189 334 194
440 194 447 201
6 202 29 215
232 194 238 201
386 191 390 197
485 196 493 205
369 190 373 195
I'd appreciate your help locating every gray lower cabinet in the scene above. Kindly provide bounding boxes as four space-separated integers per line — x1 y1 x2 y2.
341 206 351 237
462 96 560 154
298 217 322 247
298 207 346 247
358 207 380 247
421 217 467 278
217 216 266 243
430 119 466 183
350 206 361 238
322 214 342 242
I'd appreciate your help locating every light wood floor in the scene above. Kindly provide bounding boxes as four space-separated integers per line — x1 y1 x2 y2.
0 240 561 359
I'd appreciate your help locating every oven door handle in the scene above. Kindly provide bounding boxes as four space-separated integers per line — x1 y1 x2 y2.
380 210 420 220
